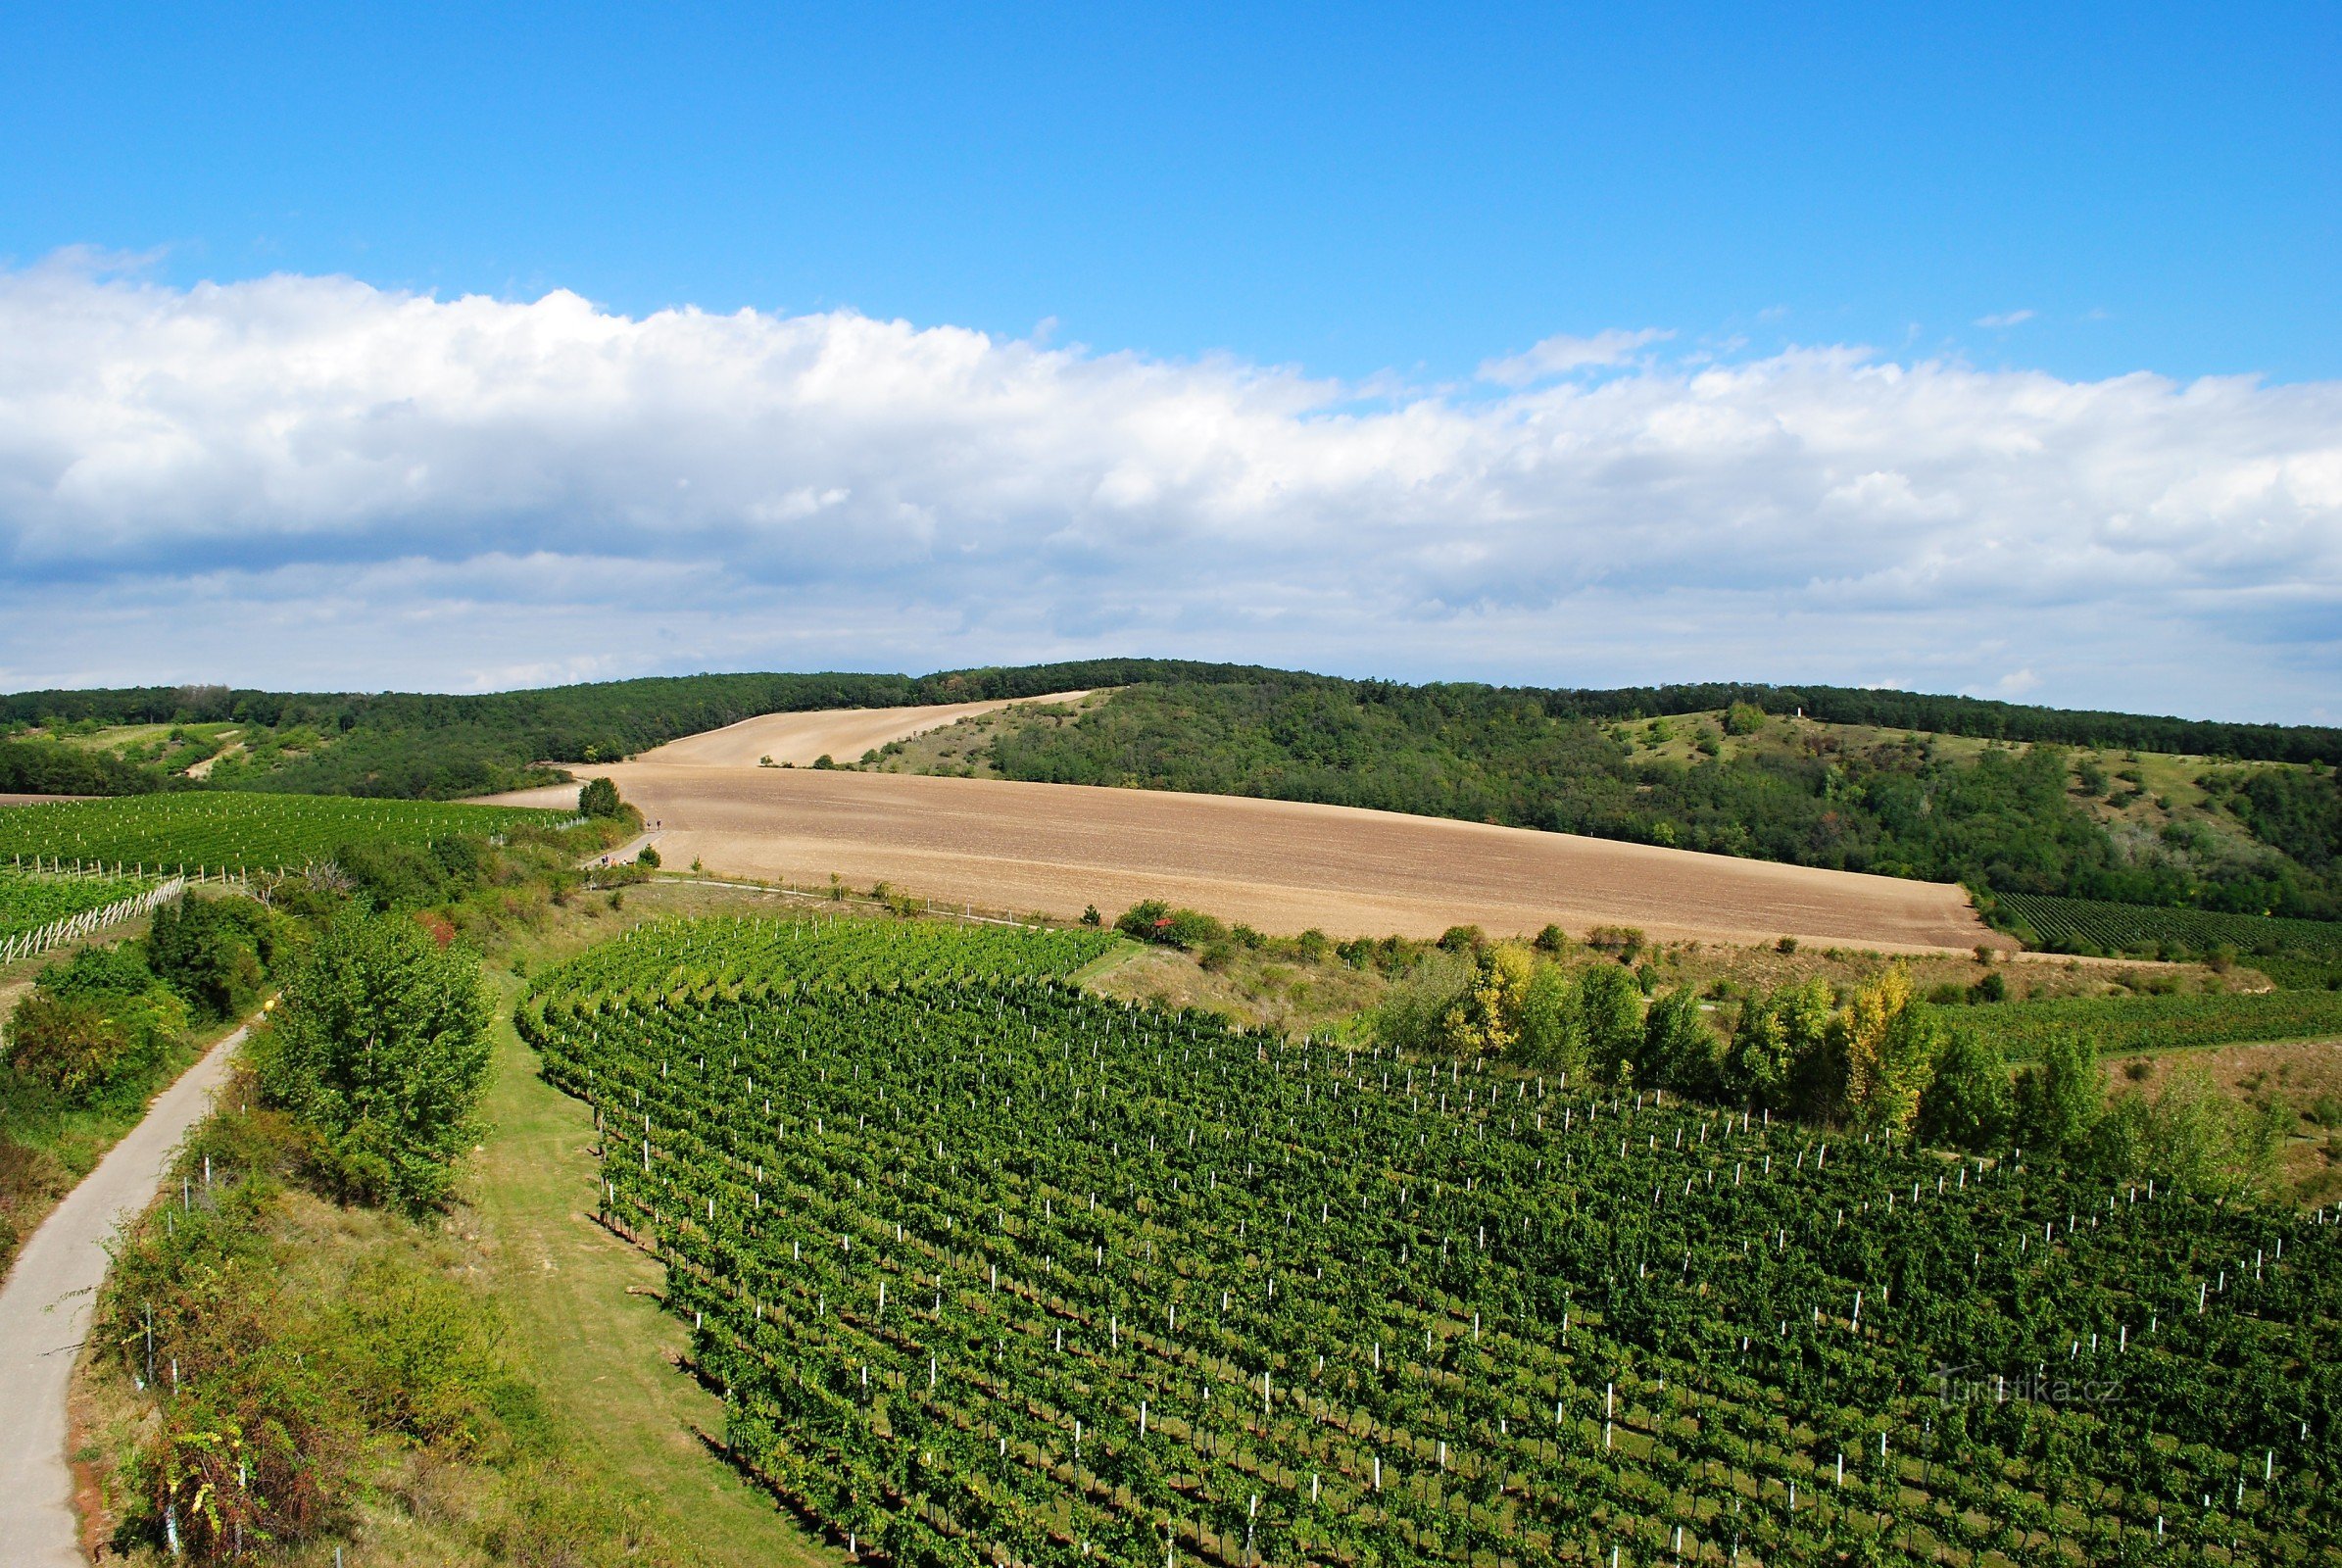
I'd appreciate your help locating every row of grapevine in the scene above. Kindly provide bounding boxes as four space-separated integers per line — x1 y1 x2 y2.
521 916 2342 1566
1955 989 2342 1063
0 793 567 873
0 866 153 944
1994 894 2342 963
0 868 176 959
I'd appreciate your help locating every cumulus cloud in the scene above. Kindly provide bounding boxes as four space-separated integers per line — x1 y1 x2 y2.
1478 327 1676 385
0 259 2336 720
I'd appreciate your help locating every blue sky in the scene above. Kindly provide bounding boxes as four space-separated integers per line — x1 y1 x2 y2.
0 3 2336 717
8 2 2333 385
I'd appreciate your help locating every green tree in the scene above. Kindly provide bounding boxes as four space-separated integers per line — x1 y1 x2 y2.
255 908 492 1212
1639 987 1717 1096
1371 951 1475 1055
1916 1028 2012 1150
1515 962 1586 1074
1723 978 1831 1109
2012 1029 2103 1158
578 776 624 818
1579 963 1646 1084
1723 701 1768 736
146 896 270 1019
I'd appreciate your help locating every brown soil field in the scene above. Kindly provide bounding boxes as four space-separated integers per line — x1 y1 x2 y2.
485 758 2005 954
630 691 1095 768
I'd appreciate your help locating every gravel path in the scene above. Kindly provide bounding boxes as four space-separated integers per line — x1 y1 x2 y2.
0 1025 248 1566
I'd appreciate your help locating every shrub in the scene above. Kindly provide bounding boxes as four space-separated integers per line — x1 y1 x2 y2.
1436 924 1486 955
1113 901 1225 950
253 909 491 1213
635 845 660 868
1723 701 1768 736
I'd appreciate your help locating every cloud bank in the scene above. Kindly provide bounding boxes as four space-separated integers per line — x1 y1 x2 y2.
1 259 2336 719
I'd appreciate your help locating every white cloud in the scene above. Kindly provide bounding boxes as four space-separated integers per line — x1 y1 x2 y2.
1976 310 2037 328
1478 327 1675 386
0 258 2336 720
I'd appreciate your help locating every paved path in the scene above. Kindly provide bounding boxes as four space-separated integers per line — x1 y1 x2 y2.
0 1025 249 1567
582 828 662 870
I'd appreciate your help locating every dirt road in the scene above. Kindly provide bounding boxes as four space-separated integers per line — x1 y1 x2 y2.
0 1027 247 1568
483 763 2001 953
629 691 1094 769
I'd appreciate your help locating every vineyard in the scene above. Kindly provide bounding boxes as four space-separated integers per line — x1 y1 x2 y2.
0 867 153 946
1993 894 2342 964
0 792 567 874
521 916 2342 1566
1958 991 2342 1064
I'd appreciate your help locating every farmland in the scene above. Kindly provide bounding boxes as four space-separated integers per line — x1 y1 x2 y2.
482 765 2002 953
1955 989 2342 1064
0 867 152 946
0 792 568 874
521 916 2341 1567
1992 892 2342 965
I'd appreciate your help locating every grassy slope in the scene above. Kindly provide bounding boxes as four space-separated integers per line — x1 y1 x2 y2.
475 964 840 1568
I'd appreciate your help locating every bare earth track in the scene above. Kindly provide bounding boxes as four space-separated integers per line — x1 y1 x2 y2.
490 708 2000 952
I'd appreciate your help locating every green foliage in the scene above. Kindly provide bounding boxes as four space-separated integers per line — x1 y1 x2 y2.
578 776 624 818
1915 1028 2012 1151
5 987 182 1095
1367 949 1475 1055
0 735 171 796
0 792 561 873
254 909 492 1212
1637 986 1718 1097
1577 960 1646 1083
1114 899 1225 949
93 1126 665 1566
1956 988 2342 1062
1993 890 2342 965
1721 977 1832 1111
1723 701 1768 736
515 915 2342 1568
147 895 274 1019
978 678 2342 914
635 844 661 868
0 867 152 943
2207 764 2342 869
1513 961 1586 1073
2013 1030 2104 1155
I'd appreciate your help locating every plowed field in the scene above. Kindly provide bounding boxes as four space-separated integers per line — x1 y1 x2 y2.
488 740 2000 952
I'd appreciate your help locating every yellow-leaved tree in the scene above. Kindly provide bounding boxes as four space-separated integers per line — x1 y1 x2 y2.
1831 966 1946 1132
1439 944 1535 1056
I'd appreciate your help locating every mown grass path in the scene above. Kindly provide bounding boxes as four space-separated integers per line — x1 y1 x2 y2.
473 970 839 1568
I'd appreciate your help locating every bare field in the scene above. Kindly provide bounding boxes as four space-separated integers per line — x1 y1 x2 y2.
488 760 2003 954
631 691 1095 768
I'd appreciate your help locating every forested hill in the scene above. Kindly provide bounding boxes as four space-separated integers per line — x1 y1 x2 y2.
0 661 1243 799
4 662 2337 920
